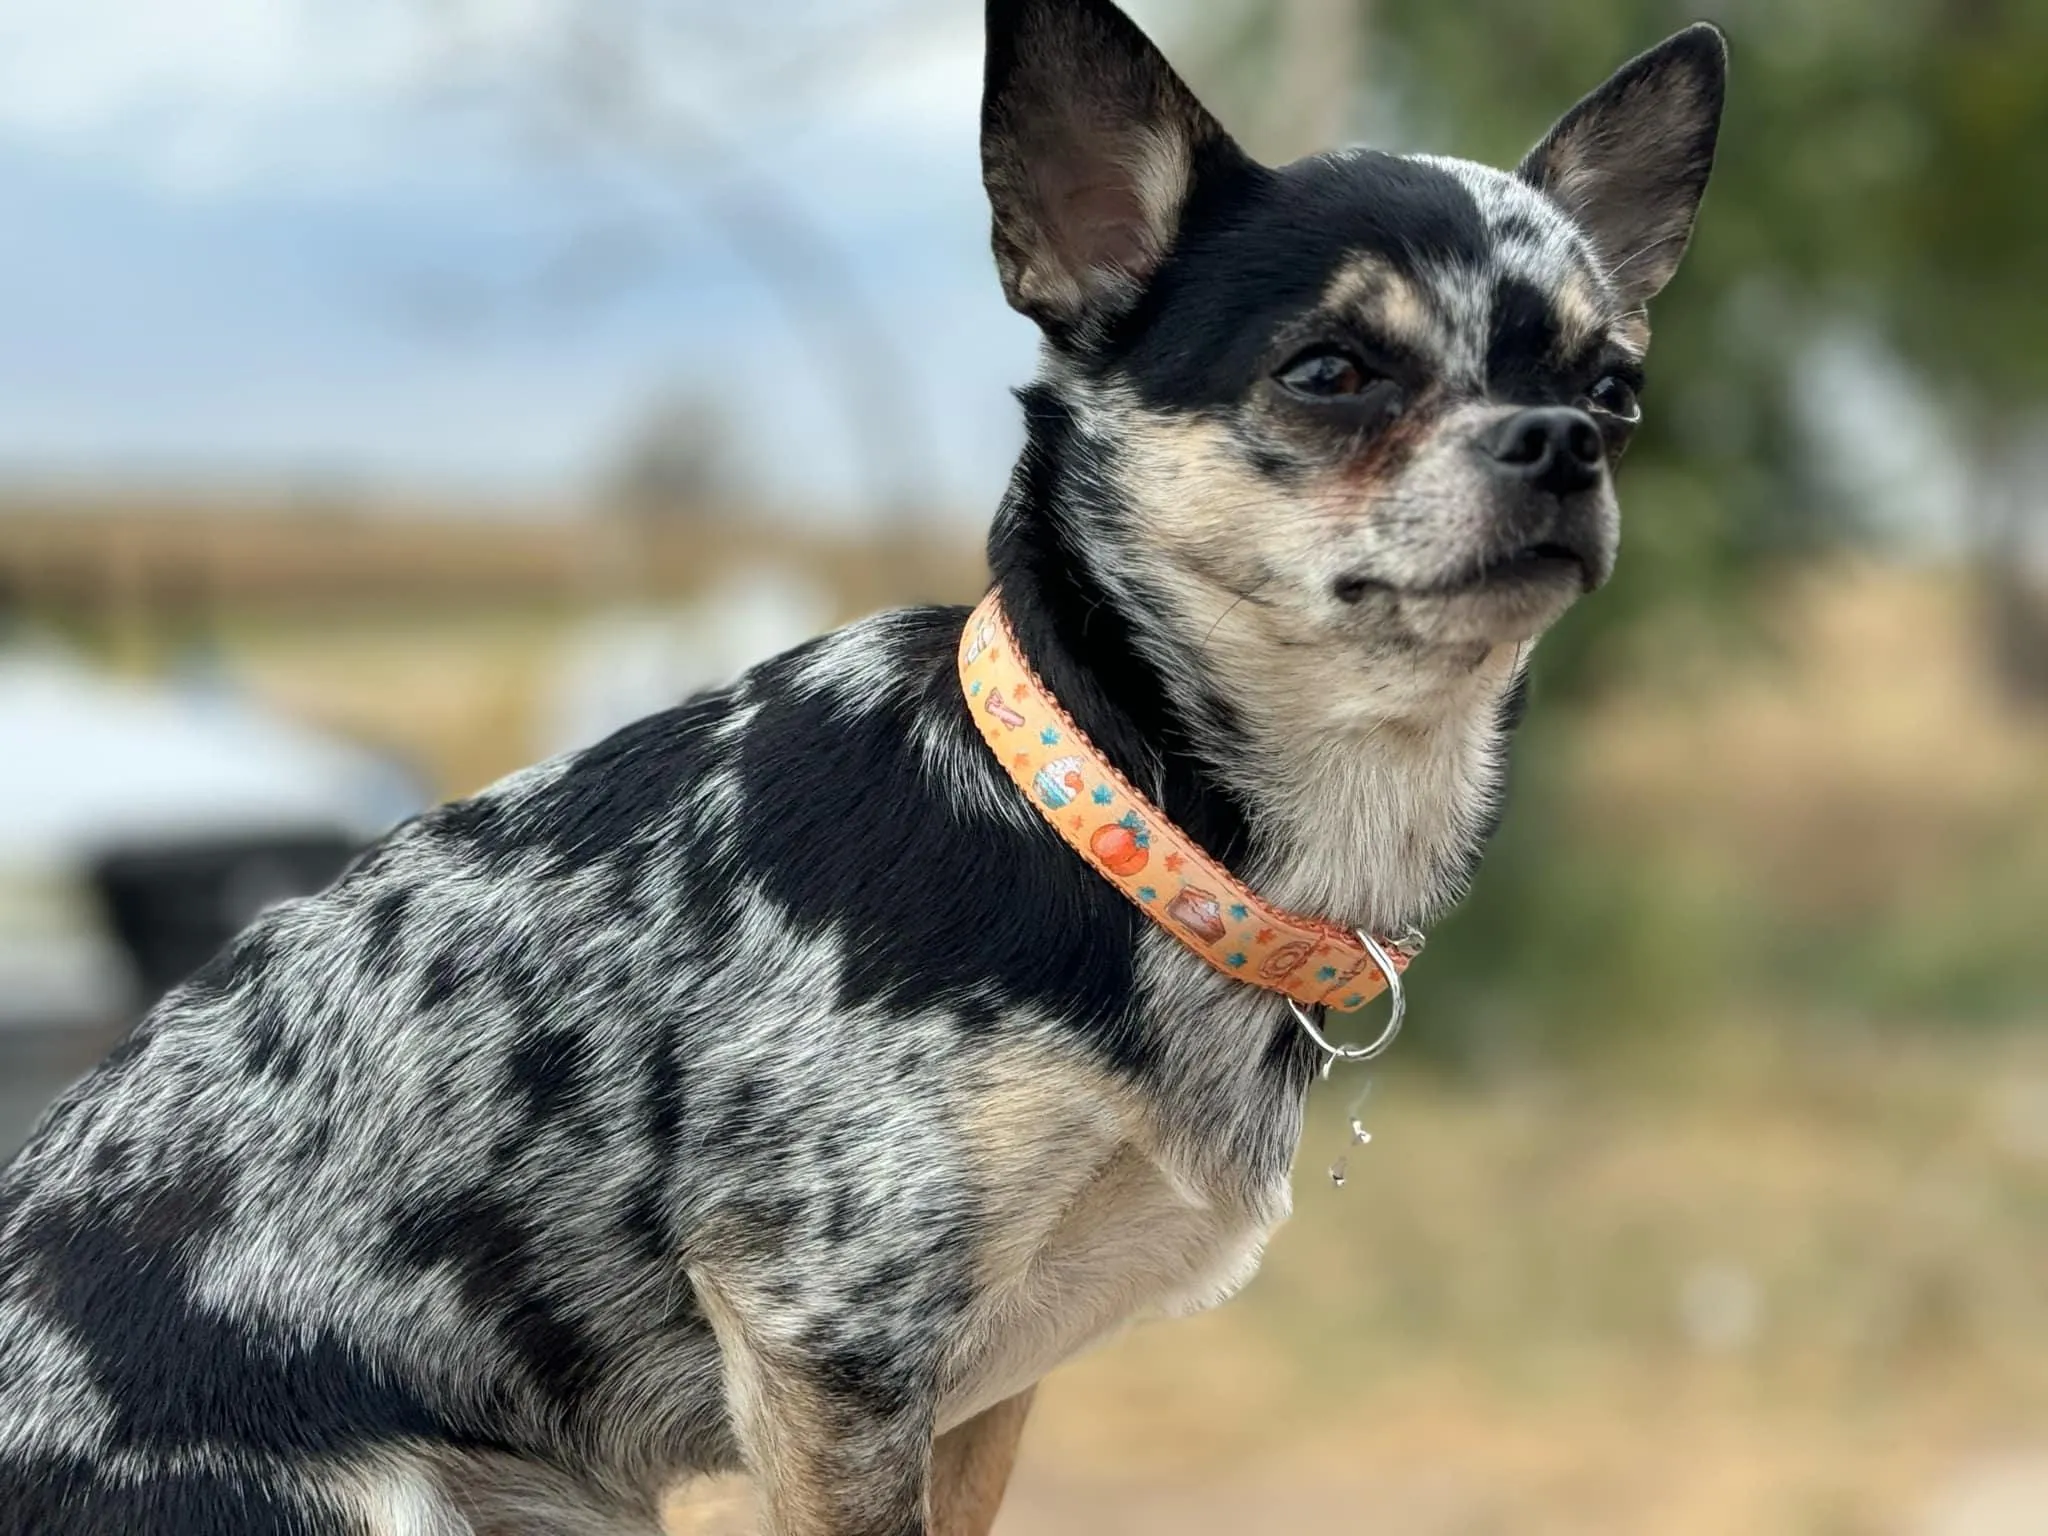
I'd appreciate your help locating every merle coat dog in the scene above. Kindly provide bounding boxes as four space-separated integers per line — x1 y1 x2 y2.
0 3 1724 1532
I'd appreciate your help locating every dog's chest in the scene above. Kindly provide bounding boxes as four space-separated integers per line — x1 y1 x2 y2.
938 1048 1287 1429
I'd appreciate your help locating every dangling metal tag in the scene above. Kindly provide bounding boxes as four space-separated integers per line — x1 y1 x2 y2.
1327 1098 1376 1188
1287 929 1421 1186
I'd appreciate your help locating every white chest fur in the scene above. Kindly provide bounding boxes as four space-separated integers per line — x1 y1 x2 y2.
938 1043 1287 1431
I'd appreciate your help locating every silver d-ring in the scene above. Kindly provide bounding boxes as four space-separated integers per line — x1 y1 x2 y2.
1287 929 1408 1067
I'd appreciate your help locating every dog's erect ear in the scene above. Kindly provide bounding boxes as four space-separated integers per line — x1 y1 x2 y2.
983 0 1244 335
1517 24 1727 309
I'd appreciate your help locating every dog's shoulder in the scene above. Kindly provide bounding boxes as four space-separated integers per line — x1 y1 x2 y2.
687 603 1148 1032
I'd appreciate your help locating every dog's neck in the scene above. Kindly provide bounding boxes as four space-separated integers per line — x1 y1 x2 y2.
1173 607 1524 934
988 394 1524 937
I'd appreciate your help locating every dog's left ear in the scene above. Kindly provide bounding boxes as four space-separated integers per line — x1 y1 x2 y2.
982 0 1248 338
1518 24 1727 308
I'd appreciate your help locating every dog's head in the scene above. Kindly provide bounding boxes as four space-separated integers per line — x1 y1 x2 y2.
984 0 1725 671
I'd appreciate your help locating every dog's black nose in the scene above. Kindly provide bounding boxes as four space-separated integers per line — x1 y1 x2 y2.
1486 407 1605 496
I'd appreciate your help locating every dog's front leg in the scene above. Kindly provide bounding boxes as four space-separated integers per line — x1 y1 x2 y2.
929 1389 1034 1536
693 1268 936 1536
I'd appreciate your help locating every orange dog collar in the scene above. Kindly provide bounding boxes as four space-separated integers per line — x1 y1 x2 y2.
957 589 1411 1015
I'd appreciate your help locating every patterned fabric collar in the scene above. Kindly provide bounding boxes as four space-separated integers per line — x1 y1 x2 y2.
957 589 1411 1013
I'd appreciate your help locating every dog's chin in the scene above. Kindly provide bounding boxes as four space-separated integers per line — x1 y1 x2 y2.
1346 560 1589 651
1328 516 1612 649
1393 579 1581 649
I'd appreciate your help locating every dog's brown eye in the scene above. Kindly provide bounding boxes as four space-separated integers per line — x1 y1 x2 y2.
1277 349 1374 399
1587 375 1642 423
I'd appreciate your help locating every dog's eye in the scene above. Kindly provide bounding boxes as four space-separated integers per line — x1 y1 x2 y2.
1587 375 1642 423
1277 349 1376 399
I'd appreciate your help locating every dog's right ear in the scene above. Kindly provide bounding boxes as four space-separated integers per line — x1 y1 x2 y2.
983 0 1246 339
1517 25 1727 309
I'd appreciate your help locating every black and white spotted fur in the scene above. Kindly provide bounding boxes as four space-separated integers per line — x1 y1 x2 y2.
0 4 1724 1533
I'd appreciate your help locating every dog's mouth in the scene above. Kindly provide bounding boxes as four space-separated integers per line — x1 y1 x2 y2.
1457 539 1597 594
1334 539 1595 606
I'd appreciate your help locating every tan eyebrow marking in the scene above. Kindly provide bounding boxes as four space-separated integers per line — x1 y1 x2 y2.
1319 255 1439 354
1550 267 1611 356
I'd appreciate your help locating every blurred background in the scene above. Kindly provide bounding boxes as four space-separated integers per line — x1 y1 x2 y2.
2 0 2044 1531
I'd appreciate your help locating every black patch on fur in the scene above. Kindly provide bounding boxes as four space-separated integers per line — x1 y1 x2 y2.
507 1026 588 1126
181 924 275 1007
362 887 412 980
1491 209 1550 248
1487 276 1567 400
338 813 422 881
698 1083 784 1167
811 1337 921 1422
806 1248 969 1423
730 615 1156 1073
0 1456 342 1536
286 1117 336 1171
618 1185 671 1266
427 690 737 875
726 1193 807 1249
12 1164 449 1458
525 700 724 860
87 1136 134 1178
416 946 472 1012
240 999 305 1083
602 835 656 923
94 1014 159 1079
485 939 554 1037
642 1031 688 1155
425 791 515 859
843 1253 925 1311
822 1185 863 1245
380 1190 610 1419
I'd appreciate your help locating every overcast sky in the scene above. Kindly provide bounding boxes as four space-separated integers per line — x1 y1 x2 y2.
0 0 1193 521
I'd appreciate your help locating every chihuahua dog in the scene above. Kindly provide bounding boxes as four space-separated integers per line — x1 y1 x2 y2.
0 3 1722 1533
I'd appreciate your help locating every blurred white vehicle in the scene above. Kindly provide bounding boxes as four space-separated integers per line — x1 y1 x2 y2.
0 647 426 1032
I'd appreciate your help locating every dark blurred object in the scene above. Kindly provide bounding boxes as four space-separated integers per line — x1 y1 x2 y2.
0 1024 126 1164
609 388 742 526
0 644 425 1037
1985 490 2048 708
91 834 360 1001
